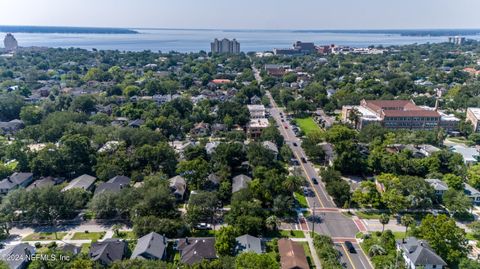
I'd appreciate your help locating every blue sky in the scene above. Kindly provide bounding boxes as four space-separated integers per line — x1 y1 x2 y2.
0 0 479 29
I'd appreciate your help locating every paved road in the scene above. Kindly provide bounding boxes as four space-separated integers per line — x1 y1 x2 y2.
266 91 373 269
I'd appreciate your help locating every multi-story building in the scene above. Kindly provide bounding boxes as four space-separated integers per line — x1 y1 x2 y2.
247 105 266 119
3 33 18 52
274 41 316 56
342 99 459 131
211 38 240 54
246 104 269 138
467 107 480 132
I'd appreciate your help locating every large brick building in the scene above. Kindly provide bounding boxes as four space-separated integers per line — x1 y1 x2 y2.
342 99 459 131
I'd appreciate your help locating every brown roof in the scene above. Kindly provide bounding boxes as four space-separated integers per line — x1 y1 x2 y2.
382 110 440 117
364 100 418 111
278 239 309 269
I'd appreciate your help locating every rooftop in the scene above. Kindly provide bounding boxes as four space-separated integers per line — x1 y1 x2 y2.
468 107 480 120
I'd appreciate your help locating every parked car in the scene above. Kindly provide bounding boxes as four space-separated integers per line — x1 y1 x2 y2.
284 125 288 129
293 142 298 147
301 157 307 163
195 223 212 230
311 178 318 184
345 241 356 253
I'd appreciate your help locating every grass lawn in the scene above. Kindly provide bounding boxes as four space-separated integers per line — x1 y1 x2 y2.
23 232 66 241
294 192 309 208
392 231 407 240
279 230 305 238
299 241 316 269
81 243 90 254
295 117 321 135
71 231 106 241
112 231 136 240
355 211 393 220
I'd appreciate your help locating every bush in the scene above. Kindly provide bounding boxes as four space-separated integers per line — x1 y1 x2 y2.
34 242 42 248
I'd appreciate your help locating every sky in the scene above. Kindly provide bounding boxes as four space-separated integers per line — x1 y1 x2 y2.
0 0 479 30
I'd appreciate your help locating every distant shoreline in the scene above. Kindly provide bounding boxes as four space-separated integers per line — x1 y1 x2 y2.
0 25 137 34
0 25 479 36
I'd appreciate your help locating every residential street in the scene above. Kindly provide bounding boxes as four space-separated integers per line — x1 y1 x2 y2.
266 91 373 269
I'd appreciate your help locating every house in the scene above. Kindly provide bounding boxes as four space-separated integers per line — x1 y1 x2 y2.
451 145 479 165
0 119 24 135
235 234 263 254
128 119 145 128
89 239 127 266
464 183 480 205
205 141 221 155
265 64 286 77
131 232 168 260
278 239 309 269
425 179 449 197
206 173 221 188
176 237 217 265
27 176 64 191
0 172 34 195
191 122 210 137
0 243 35 269
397 237 447 269
62 174 97 192
262 141 279 158
94 176 131 196
169 175 187 200
59 243 82 256
232 174 252 193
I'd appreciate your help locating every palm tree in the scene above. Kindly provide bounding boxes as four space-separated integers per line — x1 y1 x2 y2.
379 214 390 233
348 108 361 129
266 215 280 231
368 244 386 257
400 214 415 240
283 176 305 193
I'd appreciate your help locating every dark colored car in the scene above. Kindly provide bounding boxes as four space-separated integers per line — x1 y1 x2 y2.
301 157 307 163
281 119 285 122
311 178 318 184
293 142 298 147
345 241 356 253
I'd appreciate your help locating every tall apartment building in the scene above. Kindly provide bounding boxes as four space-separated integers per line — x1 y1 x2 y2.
467 108 480 132
3 33 18 52
211 38 240 54
342 99 459 131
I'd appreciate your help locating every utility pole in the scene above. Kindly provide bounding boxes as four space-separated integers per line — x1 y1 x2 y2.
312 201 316 234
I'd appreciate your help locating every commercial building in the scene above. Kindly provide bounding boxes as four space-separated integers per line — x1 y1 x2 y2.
247 104 266 119
342 99 459 131
211 38 240 54
246 104 269 138
274 41 316 56
467 107 480 132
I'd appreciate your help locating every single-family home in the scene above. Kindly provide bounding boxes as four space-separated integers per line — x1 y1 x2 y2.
451 145 479 165
94 175 130 196
278 239 309 269
262 141 279 158
176 237 217 265
397 237 447 269
89 239 127 266
169 175 187 200
464 183 480 205
232 174 252 193
0 172 34 195
0 243 35 269
425 178 449 197
235 234 263 254
59 243 82 256
62 174 97 192
0 119 24 135
27 176 64 191
131 232 168 260
190 122 210 137
205 141 221 155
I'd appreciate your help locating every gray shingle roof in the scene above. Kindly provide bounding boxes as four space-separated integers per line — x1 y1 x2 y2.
398 237 447 267
169 175 187 198
94 176 130 196
0 243 35 269
0 172 33 191
62 174 97 192
131 232 168 260
235 234 263 254
232 174 252 193
425 178 449 191
89 239 127 265
177 237 217 265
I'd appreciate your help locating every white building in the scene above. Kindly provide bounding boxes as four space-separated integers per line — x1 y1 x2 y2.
211 38 240 54
247 105 266 119
467 107 480 132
